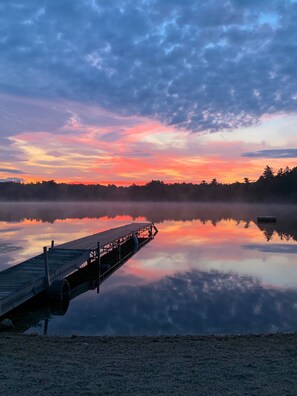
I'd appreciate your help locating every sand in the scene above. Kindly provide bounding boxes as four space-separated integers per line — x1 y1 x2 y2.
1 333 297 395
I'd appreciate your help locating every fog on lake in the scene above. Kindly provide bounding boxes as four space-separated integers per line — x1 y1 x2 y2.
1 202 297 336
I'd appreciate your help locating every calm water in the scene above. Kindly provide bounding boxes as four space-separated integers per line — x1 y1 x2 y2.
1 202 297 336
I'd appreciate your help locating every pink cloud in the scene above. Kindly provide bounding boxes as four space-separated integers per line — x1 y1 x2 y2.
4 96 297 184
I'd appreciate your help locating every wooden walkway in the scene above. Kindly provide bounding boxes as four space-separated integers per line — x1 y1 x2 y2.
56 222 152 251
0 222 155 318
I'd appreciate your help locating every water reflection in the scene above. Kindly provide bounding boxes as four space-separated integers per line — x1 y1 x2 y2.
16 269 297 336
244 244 297 254
1 202 297 241
1 202 297 335
75 269 297 336
4 235 154 334
0 241 22 254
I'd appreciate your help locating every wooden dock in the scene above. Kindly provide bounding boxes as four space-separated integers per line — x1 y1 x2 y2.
0 222 157 318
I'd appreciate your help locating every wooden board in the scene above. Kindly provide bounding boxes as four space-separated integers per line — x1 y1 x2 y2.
0 249 89 316
56 222 151 251
0 222 153 317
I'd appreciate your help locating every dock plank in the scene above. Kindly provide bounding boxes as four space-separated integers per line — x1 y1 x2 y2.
56 222 151 250
0 223 153 317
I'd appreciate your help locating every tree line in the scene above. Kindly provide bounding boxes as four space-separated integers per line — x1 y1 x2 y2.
0 165 297 202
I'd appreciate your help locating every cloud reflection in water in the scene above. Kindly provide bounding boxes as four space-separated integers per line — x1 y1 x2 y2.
244 244 297 254
47 270 297 336
0 202 296 335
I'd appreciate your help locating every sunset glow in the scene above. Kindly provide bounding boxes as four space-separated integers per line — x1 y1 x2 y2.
1 210 296 287
2 95 297 185
1 2 297 185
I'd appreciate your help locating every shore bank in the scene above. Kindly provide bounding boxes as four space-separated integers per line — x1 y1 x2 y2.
2 332 297 395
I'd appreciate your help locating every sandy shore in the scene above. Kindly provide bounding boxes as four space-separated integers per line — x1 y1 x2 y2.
2 333 297 395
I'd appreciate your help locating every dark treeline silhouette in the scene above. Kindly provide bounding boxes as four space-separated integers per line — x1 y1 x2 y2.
1 165 297 202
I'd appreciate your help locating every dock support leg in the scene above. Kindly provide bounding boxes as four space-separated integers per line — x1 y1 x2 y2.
132 233 139 252
97 242 101 294
43 318 49 335
43 246 50 292
149 224 153 238
118 241 122 262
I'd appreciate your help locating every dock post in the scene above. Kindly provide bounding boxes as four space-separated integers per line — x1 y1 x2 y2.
132 233 139 252
43 246 50 292
149 224 153 238
118 240 122 262
51 240 54 248
43 318 49 335
97 242 101 294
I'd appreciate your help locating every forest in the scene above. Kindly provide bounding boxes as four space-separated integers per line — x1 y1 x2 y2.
0 165 296 202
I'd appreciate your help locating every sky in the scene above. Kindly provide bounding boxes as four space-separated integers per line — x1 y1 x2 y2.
1 0 297 185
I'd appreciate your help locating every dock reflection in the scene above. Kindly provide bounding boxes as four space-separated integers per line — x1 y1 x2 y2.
1 233 156 334
8 268 297 336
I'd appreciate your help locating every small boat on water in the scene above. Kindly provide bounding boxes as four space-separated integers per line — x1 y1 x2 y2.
257 216 277 223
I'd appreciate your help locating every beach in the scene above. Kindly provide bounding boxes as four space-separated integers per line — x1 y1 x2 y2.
2 333 297 395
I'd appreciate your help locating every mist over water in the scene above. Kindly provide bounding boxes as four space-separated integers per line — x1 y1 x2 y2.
1 202 297 335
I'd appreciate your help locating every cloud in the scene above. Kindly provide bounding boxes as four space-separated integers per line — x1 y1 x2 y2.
0 168 25 174
0 94 139 137
0 178 24 183
99 131 123 143
243 243 297 254
242 149 297 158
1 1 297 133
0 241 22 254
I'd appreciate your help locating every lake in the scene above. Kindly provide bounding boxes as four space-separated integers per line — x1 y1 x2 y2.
1 202 297 336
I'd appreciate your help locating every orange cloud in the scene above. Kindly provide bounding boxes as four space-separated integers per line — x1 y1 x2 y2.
4 98 297 185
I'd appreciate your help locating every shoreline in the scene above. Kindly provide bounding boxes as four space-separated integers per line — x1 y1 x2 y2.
2 332 297 395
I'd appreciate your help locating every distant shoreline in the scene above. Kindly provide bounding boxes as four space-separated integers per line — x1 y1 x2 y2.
1 198 297 203
1 200 297 205
1 168 297 203
2 332 297 395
